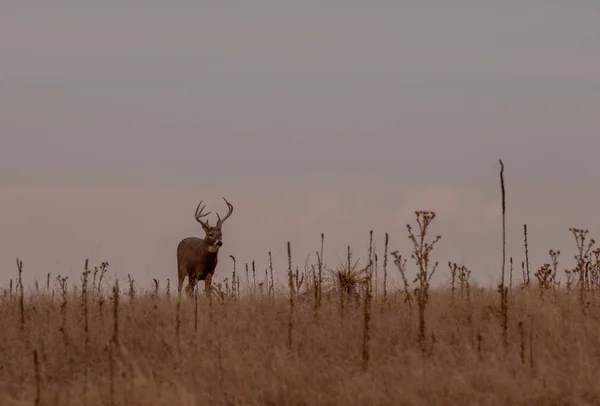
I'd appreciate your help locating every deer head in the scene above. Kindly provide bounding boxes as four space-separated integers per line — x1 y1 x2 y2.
194 197 234 253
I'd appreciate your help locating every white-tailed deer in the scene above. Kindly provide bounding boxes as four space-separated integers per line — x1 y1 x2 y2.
177 197 234 298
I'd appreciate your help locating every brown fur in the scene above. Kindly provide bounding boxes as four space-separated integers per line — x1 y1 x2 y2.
177 198 234 298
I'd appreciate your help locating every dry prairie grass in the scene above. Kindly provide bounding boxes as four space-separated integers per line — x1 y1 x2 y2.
3 164 600 405
2 280 600 405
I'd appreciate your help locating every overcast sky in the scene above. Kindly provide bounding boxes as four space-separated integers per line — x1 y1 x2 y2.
2 1 599 291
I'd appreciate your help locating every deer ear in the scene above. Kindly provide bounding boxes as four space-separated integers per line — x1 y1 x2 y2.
201 222 211 232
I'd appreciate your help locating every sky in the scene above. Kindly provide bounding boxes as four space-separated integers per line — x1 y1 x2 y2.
1 1 600 292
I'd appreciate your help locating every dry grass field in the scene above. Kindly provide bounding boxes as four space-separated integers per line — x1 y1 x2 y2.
2 207 600 406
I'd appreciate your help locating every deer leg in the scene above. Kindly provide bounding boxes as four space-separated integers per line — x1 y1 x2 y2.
204 273 213 296
177 264 186 296
185 276 197 299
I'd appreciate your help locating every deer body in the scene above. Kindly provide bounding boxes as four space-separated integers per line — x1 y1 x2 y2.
177 198 234 298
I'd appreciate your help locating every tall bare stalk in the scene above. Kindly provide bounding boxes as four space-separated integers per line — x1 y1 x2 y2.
82 260 90 345
383 233 389 307
312 260 319 322
230 255 237 299
57 275 69 345
362 231 374 371
268 252 274 299
523 225 530 286
82 259 91 404
112 280 120 346
509 257 513 291
287 241 295 350
318 233 324 312
252 260 257 294
127 274 135 305
153 279 160 309
407 211 441 353
392 253 412 309
16 258 25 331
499 159 509 350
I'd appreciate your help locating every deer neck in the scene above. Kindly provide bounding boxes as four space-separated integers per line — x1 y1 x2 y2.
201 247 219 263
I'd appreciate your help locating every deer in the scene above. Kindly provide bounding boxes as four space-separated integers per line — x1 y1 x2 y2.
177 197 234 298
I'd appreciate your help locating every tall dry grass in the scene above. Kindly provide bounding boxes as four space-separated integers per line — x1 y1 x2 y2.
2 163 600 405
3 220 600 405
3 271 600 405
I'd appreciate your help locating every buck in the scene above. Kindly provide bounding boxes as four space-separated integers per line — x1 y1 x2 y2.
177 197 234 298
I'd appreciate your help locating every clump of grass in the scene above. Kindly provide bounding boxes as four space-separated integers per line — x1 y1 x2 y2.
325 255 368 316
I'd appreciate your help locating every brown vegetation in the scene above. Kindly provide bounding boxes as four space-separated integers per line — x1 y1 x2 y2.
2 165 600 405
3 222 600 405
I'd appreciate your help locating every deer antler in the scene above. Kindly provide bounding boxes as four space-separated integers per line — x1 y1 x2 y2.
216 197 234 226
194 200 211 228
